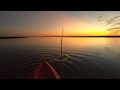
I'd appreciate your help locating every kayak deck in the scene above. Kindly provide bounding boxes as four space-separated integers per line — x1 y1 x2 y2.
33 61 60 79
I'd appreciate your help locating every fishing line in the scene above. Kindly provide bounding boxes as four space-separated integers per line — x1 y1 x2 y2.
60 27 63 78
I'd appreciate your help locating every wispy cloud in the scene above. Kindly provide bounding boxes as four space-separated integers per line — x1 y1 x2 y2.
97 16 105 22
106 16 120 34
97 15 120 35
109 29 120 35
110 22 120 27
106 16 120 25
107 27 120 31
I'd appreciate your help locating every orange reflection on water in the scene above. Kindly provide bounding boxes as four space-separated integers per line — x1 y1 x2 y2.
63 37 109 49
1 37 120 50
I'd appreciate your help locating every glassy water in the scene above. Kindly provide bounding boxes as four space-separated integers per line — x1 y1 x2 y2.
0 37 120 79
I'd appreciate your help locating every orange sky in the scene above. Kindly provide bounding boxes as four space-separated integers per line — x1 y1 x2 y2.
0 11 120 36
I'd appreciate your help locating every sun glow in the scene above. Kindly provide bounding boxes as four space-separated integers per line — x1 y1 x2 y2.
1 11 120 36
61 22 109 36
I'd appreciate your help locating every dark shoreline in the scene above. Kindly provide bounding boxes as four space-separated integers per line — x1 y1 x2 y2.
1 36 120 39
0 37 28 39
31 35 120 37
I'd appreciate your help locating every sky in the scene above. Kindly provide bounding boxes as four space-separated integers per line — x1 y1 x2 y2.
1 11 120 36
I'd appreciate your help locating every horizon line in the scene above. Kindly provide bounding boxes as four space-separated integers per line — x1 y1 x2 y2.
1 35 120 38
31 35 120 37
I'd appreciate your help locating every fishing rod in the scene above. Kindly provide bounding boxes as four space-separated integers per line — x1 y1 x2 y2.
60 27 63 78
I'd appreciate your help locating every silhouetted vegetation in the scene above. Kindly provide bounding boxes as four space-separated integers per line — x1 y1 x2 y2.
0 37 28 39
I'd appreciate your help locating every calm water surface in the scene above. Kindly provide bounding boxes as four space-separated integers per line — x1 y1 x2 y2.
0 37 120 79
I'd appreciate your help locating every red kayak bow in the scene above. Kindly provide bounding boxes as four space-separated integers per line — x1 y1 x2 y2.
33 61 60 79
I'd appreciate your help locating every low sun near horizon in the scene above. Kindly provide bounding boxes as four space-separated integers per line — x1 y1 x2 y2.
0 11 120 37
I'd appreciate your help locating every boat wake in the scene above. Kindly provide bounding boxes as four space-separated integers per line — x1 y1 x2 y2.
45 53 72 63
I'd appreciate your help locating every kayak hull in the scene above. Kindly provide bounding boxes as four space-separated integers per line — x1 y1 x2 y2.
33 61 60 79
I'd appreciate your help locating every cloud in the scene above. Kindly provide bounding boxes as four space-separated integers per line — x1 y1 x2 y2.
107 26 120 31
97 16 105 22
97 15 120 35
106 16 120 25
109 29 120 35
109 22 120 27
107 26 120 35
97 16 103 19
